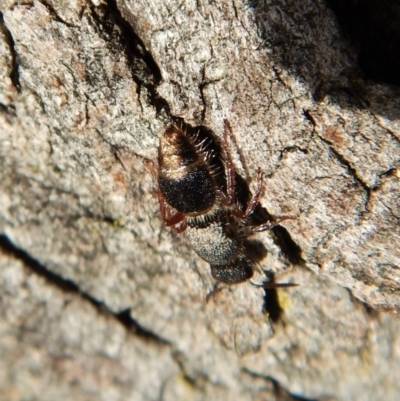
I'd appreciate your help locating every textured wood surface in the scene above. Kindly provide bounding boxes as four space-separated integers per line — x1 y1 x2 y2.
0 1 399 400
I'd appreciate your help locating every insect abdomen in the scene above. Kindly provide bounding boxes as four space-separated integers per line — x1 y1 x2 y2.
158 165 215 213
158 125 217 214
186 217 241 265
210 257 254 284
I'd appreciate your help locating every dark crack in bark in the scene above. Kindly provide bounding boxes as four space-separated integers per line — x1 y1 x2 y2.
93 0 171 119
37 0 77 28
0 234 171 346
242 368 324 401
0 12 21 92
316 134 371 215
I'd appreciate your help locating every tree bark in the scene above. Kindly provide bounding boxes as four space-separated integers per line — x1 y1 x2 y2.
0 1 399 400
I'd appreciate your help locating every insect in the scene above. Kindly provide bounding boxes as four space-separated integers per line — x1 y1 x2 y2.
157 119 294 287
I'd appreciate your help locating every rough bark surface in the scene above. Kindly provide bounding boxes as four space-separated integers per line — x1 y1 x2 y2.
0 1 399 400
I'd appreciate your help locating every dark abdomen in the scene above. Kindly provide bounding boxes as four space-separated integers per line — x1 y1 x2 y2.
158 164 215 213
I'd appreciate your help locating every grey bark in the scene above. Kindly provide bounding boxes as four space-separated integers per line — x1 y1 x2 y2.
0 0 399 400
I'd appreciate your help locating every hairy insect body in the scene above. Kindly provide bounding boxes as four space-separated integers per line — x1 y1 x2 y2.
157 121 291 285
158 126 217 214
186 213 242 265
185 213 253 284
